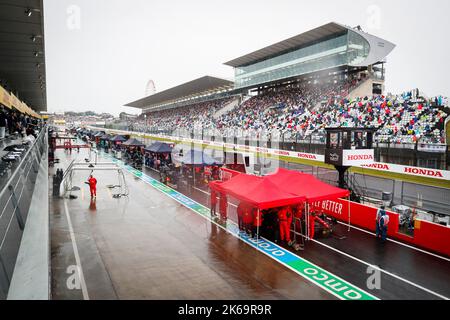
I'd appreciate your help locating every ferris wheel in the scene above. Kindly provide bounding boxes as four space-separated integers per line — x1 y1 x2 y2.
145 80 156 96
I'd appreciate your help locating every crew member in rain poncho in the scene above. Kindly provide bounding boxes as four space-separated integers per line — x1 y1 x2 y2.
88 174 97 198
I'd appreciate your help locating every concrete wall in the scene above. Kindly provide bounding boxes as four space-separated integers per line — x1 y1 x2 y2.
7 145 49 300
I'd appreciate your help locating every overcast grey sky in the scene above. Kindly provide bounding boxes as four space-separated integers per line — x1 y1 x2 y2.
44 0 450 116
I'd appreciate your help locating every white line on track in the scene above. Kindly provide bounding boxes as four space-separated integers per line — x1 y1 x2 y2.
193 186 449 299
63 200 90 300
336 221 450 262
301 233 448 300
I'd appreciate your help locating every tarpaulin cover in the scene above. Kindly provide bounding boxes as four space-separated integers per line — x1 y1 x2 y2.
122 138 145 147
145 141 173 153
210 174 305 210
180 150 222 166
265 168 350 202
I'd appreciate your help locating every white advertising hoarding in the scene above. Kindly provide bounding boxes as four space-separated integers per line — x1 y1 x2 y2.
342 149 375 166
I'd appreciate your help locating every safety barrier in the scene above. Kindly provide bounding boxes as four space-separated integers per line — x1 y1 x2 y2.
0 127 47 299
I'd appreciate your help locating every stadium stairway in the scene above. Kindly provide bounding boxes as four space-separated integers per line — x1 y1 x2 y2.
346 77 372 101
213 96 241 119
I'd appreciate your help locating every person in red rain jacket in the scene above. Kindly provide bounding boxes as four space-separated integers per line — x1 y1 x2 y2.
293 204 303 230
242 206 253 235
219 193 228 222
278 207 290 244
308 212 316 240
210 189 217 216
286 206 293 245
237 202 245 231
251 209 263 238
88 175 97 198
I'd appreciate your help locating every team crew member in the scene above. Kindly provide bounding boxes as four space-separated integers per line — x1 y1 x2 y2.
308 212 316 240
292 204 303 234
376 206 385 239
278 207 291 244
242 206 253 235
210 189 217 216
380 210 390 243
237 202 245 231
88 175 97 198
219 193 228 222
286 206 293 245
251 209 263 238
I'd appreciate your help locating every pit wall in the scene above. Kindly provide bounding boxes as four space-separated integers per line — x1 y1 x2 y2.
312 199 450 258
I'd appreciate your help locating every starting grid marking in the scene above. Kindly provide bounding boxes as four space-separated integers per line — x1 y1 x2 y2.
103 154 379 301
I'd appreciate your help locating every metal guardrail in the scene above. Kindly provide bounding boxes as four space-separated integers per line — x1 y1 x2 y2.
0 127 47 299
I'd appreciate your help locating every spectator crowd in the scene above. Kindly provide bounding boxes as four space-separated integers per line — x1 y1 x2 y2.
0 105 42 140
123 78 449 145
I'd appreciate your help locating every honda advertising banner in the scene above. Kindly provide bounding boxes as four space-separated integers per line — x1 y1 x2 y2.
342 149 375 166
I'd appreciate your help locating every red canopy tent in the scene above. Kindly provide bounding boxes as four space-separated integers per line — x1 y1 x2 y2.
210 174 305 210
265 168 350 203
209 168 351 241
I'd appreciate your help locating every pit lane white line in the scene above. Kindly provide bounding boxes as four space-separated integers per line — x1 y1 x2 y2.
335 221 450 262
63 200 90 300
193 186 449 300
301 233 449 300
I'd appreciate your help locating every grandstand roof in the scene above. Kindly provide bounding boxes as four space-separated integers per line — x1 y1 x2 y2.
126 76 234 109
224 22 393 68
0 0 47 111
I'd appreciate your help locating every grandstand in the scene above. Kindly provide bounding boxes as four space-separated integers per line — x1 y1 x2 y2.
122 22 449 169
